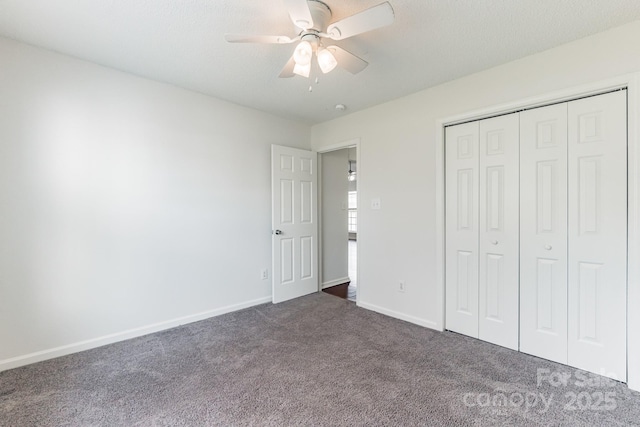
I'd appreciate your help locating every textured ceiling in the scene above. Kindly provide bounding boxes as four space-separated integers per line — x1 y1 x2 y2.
1 1 639 124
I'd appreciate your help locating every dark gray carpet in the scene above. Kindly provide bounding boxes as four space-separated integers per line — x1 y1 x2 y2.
1 293 639 426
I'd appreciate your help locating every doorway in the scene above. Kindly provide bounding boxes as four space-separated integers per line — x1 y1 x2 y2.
319 146 358 302
347 151 357 301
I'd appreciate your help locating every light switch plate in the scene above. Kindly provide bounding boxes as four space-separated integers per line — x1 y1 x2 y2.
371 198 381 210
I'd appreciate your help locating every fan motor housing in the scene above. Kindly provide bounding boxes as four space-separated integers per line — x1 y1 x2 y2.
307 0 332 32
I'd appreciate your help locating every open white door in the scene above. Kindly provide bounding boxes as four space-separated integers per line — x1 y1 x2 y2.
271 145 318 303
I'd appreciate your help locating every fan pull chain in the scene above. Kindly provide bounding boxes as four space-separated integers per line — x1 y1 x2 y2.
308 76 321 92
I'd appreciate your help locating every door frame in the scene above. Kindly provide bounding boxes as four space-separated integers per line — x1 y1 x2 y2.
435 73 640 391
317 139 361 305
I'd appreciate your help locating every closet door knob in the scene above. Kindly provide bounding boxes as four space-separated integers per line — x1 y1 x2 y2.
545 245 552 250
491 240 498 245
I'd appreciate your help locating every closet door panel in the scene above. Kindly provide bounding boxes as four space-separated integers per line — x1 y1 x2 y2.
568 90 627 380
519 103 568 364
446 122 480 338
479 113 520 350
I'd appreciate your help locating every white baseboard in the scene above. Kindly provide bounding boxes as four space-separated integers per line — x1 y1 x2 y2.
0 296 272 373
322 276 350 289
357 301 440 330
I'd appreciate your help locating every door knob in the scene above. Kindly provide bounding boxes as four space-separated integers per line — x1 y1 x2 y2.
491 240 498 245
274 230 283 235
545 245 552 250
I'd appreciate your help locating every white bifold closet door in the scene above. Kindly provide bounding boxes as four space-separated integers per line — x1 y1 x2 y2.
478 114 520 350
520 91 627 379
445 114 520 350
520 103 569 364
445 122 480 338
567 91 627 380
448 90 627 379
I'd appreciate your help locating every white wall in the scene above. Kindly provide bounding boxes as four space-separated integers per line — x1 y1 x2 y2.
0 37 310 369
311 20 640 386
320 149 349 287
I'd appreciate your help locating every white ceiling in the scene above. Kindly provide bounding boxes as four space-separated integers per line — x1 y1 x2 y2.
1 1 639 124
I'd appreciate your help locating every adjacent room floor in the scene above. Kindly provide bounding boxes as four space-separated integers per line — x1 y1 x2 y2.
2 293 639 426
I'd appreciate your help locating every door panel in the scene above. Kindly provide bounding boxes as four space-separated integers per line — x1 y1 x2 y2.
479 113 519 350
446 122 480 338
485 253 503 320
280 238 294 284
568 91 627 380
272 145 318 303
519 103 568 364
280 180 294 223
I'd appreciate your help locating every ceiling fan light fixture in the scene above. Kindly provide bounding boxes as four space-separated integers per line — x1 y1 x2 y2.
293 40 313 66
293 62 311 78
226 1 395 79
348 160 356 181
317 47 337 73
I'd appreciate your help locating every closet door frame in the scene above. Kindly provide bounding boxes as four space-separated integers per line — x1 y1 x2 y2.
435 73 640 392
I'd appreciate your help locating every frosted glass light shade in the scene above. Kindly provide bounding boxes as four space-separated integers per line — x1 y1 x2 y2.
317 48 337 73
293 41 313 66
293 62 311 78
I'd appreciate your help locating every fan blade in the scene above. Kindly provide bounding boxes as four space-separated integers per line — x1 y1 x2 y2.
327 46 368 74
326 2 394 40
225 34 297 44
283 0 314 30
279 55 296 78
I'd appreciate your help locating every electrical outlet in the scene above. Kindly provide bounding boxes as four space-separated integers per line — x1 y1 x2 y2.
371 198 381 210
261 269 269 280
399 281 406 293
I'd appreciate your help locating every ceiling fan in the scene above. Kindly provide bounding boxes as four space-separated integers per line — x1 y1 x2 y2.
225 0 395 78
